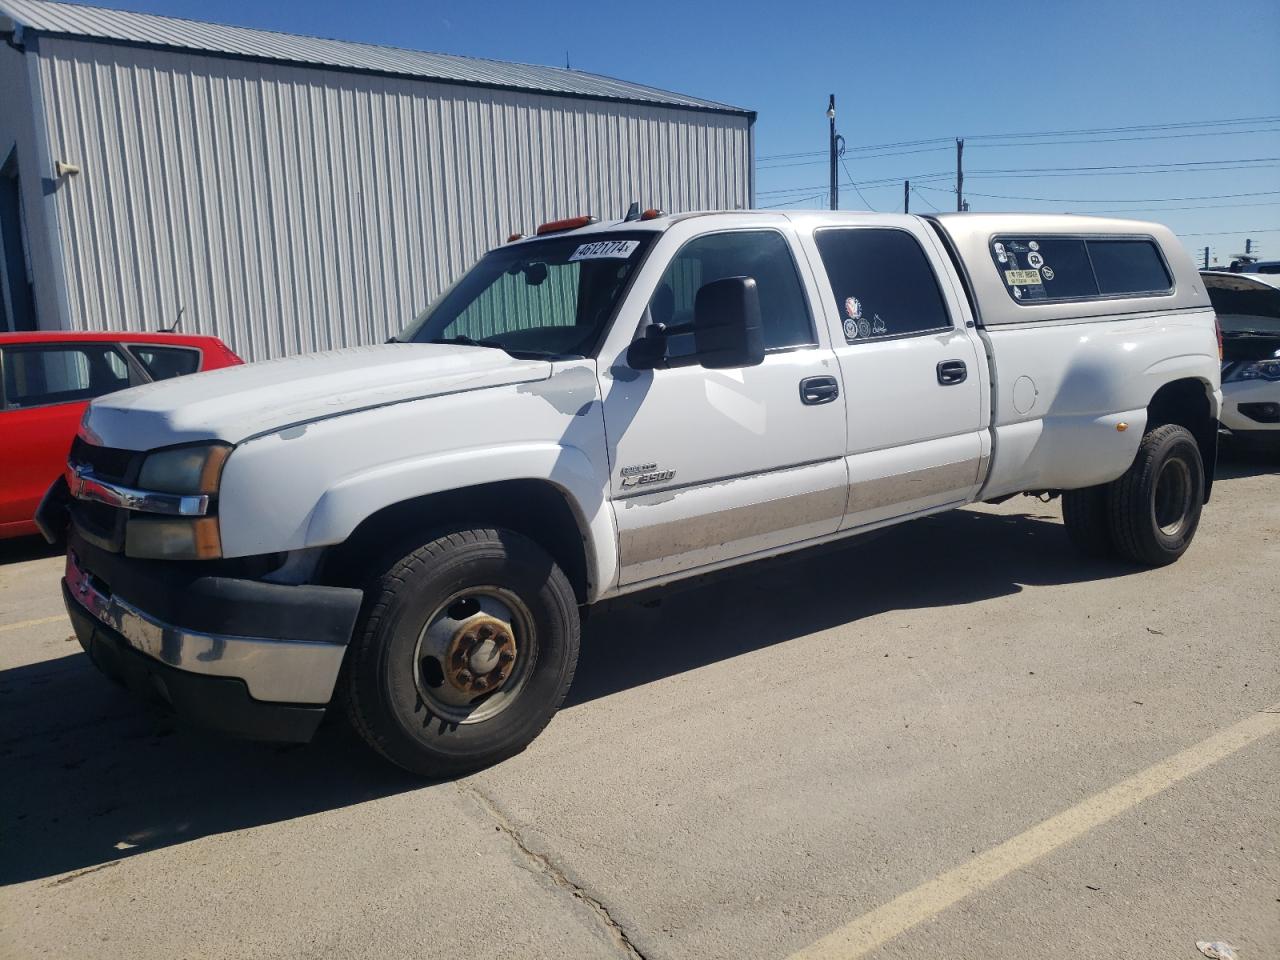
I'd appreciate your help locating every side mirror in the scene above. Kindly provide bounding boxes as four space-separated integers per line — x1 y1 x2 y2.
626 322 668 370
693 276 765 369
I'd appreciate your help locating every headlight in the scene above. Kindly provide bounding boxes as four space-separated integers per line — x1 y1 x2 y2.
138 443 231 494
126 517 223 560
127 443 230 559
1224 359 1280 383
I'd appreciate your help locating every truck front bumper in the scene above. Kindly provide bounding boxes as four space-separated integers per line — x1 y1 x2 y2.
62 538 362 742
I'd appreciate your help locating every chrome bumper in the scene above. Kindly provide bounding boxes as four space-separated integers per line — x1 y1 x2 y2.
65 551 346 704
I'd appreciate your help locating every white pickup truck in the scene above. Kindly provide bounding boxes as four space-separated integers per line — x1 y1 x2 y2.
44 209 1222 775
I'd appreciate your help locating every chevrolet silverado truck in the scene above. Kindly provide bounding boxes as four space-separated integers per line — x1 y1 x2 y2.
42 210 1222 776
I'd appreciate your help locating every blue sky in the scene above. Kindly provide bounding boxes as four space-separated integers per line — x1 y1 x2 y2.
64 0 1280 265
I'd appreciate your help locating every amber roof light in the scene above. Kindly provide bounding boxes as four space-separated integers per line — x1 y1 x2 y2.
536 215 598 236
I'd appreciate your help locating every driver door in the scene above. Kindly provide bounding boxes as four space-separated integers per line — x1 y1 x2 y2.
599 224 848 587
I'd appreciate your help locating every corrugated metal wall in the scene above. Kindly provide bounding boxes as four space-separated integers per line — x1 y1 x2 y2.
33 37 752 361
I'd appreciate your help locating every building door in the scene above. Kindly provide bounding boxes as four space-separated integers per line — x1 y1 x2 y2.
0 150 37 332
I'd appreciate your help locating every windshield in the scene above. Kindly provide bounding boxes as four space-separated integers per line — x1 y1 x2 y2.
1204 276 1280 334
399 232 655 357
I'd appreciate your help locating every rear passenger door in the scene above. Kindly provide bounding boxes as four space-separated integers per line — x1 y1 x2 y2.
599 223 847 587
801 221 988 530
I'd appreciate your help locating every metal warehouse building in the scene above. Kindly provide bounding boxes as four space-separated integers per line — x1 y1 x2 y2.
0 0 754 360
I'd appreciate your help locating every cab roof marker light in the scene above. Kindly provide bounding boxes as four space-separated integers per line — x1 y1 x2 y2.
640 208 665 221
535 215 598 236
507 232 525 243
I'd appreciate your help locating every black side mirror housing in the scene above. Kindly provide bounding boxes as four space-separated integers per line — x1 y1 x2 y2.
693 276 765 369
627 323 668 370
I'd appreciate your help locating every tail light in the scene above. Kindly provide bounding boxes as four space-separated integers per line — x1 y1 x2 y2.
1215 316 1223 361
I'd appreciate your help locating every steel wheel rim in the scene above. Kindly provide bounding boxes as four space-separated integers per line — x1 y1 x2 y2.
1153 457 1192 537
412 586 537 724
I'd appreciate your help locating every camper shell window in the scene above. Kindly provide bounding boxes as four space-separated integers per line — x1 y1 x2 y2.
990 235 1172 305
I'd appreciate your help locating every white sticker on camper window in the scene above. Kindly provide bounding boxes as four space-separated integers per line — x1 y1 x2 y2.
569 240 640 261
1004 269 1042 286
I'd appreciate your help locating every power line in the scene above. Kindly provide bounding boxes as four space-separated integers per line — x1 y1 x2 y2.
840 157 878 211
911 187 940 212
1080 200 1280 214
964 115 1280 141
759 192 828 209
1177 228 1279 236
756 114 1280 161
916 187 1280 203
757 125 1280 170
966 157 1280 175
757 157 1280 198
965 162 1280 180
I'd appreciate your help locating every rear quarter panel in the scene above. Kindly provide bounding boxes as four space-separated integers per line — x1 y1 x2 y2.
979 309 1220 499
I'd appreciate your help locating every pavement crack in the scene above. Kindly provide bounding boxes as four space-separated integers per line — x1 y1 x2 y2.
457 781 648 960
47 860 121 887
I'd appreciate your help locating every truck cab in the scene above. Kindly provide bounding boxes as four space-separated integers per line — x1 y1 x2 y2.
46 209 1221 776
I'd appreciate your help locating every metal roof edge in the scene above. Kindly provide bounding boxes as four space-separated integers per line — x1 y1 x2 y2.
0 0 754 117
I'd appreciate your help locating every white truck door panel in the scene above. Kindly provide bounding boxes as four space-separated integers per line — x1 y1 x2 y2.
797 220 988 529
600 225 847 587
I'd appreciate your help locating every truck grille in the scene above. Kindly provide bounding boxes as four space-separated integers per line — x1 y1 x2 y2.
67 438 143 552
68 436 141 485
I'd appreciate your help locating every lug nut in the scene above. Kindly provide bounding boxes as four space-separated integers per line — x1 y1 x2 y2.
478 626 493 640
499 651 514 663
457 671 472 684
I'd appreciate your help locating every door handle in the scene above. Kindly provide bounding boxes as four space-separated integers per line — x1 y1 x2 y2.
936 360 967 386
800 375 840 405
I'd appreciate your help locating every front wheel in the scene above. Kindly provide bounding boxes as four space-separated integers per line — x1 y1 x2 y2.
344 528 580 777
1106 424 1205 567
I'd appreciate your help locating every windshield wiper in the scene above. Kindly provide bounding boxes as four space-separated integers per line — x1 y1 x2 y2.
1221 328 1280 337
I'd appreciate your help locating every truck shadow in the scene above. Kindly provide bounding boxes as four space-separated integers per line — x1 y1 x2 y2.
1215 445 1279 479
0 535 62 566
566 504 1131 706
0 505 1133 887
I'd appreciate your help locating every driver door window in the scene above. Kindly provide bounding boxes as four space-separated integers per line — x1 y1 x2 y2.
648 230 815 353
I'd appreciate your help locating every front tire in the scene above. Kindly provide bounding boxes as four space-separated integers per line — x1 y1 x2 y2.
1106 424 1205 567
344 528 580 777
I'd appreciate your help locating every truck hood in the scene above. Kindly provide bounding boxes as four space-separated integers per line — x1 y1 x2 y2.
82 343 553 450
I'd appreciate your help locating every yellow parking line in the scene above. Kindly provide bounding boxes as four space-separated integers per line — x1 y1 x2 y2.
0 614 67 634
788 705 1280 960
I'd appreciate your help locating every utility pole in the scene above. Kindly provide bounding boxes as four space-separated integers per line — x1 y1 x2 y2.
956 138 965 212
827 95 838 211
1246 238 1253 256
904 180 910 214
1203 246 1210 270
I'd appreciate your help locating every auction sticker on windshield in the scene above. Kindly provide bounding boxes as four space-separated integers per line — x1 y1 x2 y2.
570 240 641 261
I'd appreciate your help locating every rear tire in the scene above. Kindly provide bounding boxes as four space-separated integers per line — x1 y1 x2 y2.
1061 486 1114 558
344 528 580 777
1106 424 1204 567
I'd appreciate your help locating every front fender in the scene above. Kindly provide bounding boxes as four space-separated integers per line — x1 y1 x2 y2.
304 443 618 599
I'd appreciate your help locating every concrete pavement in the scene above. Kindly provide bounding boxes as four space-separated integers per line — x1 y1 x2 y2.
2 453 1276 959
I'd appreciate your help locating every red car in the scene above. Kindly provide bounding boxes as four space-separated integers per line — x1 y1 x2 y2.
1 331 242 539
